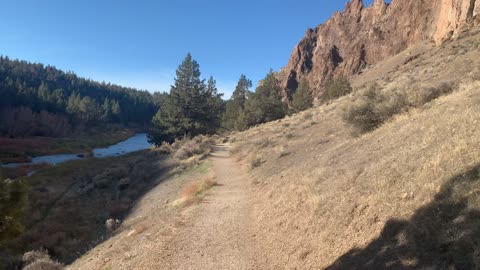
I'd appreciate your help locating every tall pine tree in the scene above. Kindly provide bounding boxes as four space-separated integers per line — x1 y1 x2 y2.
149 54 222 144
221 74 252 131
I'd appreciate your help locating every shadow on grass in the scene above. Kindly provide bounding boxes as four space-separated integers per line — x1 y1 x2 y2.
326 165 480 270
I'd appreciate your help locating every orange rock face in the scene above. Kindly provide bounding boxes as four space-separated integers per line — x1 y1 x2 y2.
280 0 479 100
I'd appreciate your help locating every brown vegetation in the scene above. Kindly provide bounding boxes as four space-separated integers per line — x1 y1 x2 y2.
228 30 480 269
22 249 63 270
175 176 217 206
0 150 174 269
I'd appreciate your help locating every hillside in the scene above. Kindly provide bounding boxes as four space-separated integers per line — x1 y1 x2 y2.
2 1 480 269
0 57 157 138
229 27 480 268
63 23 480 270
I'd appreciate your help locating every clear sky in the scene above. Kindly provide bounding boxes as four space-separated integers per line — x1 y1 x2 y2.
1 0 376 98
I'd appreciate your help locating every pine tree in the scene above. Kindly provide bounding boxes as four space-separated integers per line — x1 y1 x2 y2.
205 77 224 133
231 74 252 107
78 96 100 122
149 53 219 144
111 100 121 115
291 79 313 113
221 74 252 131
101 97 112 121
249 70 286 124
66 92 79 114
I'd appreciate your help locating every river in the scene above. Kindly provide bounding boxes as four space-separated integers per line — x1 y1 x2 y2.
2 133 153 168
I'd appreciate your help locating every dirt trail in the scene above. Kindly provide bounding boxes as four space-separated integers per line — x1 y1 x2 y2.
158 144 264 270
67 144 267 270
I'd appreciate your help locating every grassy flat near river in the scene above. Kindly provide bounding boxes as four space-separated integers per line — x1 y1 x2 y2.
0 149 173 269
0 135 217 269
0 125 135 164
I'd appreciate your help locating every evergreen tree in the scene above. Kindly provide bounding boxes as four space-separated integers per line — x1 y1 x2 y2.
221 74 252 131
320 76 352 103
101 97 112 121
246 70 286 124
205 77 224 133
78 96 100 122
291 79 313 113
149 54 221 144
231 74 252 107
66 93 80 114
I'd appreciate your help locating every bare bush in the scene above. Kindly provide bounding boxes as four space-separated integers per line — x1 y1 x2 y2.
22 249 63 270
254 138 273 148
343 86 409 133
173 136 214 161
414 82 454 106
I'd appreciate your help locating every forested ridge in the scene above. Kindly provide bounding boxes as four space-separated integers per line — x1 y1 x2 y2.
0 54 316 142
0 56 158 137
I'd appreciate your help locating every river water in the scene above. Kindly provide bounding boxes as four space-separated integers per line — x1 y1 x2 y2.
2 133 153 168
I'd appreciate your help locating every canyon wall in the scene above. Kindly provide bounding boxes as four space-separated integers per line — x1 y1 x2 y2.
280 0 479 99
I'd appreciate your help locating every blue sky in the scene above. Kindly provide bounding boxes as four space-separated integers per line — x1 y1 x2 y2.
1 0 377 98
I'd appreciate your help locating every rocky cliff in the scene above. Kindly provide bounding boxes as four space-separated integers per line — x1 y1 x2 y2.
280 0 480 99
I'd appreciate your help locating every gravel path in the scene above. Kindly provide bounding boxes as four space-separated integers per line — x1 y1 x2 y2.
160 144 262 269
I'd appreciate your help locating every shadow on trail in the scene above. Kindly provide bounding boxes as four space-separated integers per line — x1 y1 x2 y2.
326 165 480 270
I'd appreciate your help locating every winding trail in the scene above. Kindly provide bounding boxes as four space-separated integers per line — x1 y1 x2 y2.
68 144 265 270
160 144 262 269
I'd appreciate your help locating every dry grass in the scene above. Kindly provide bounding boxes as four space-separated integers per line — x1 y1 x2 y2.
228 30 480 269
174 177 217 206
173 136 214 161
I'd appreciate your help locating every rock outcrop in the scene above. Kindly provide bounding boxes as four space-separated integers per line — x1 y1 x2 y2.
280 0 479 99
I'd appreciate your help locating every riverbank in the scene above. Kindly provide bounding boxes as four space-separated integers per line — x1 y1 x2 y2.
0 125 136 164
0 149 174 269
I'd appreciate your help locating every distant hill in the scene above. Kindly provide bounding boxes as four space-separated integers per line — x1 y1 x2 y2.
0 56 158 137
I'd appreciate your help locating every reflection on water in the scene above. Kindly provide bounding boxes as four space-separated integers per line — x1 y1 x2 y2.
2 133 153 168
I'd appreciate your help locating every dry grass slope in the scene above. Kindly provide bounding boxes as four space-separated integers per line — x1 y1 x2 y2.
229 29 480 269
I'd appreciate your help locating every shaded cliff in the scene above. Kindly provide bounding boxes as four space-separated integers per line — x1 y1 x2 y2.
280 0 480 99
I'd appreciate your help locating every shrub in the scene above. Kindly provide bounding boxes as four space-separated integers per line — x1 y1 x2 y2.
22 249 63 270
303 112 313 120
291 79 313 113
343 85 409 133
415 82 454 106
154 142 174 155
321 77 353 103
250 158 263 169
173 136 214 160
254 138 273 148
279 150 291 158
22 249 50 265
175 177 217 206
23 259 63 270
285 133 295 139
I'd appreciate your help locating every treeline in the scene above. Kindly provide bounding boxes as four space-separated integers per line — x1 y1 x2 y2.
0 56 157 136
148 54 317 145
